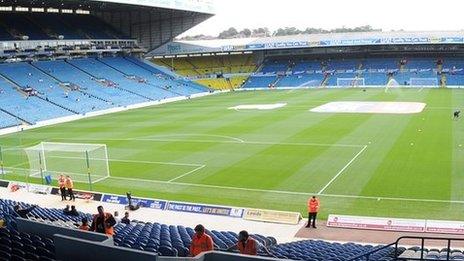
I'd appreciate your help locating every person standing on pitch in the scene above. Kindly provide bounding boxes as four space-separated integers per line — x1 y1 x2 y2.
58 174 67 201
306 196 320 228
65 175 75 201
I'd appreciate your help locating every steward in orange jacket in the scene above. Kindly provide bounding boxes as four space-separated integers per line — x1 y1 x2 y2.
58 175 66 201
306 196 320 228
90 206 116 236
236 230 257 255
189 224 213 257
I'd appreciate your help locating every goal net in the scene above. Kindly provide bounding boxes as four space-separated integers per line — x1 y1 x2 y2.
337 78 365 87
410 78 438 86
23 142 110 184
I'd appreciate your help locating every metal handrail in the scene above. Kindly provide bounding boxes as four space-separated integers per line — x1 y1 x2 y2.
393 236 464 261
346 242 397 261
347 235 464 261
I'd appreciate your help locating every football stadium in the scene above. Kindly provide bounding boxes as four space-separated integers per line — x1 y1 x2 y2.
1 0 464 260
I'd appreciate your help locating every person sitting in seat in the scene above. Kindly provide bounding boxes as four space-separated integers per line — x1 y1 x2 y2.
189 224 213 257
63 205 70 215
121 212 130 225
68 205 79 216
14 204 37 219
232 230 257 255
79 217 90 231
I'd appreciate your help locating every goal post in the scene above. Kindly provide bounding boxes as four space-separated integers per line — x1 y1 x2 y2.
23 142 110 189
336 77 365 87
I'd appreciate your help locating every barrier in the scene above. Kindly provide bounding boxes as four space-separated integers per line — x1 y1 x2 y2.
243 208 302 225
50 187 102 201
425 220 464 235
7 181 52 194
328 214 464 235
327 214 426 232
0 180 9 188
166 201 244 218
101 194 167 210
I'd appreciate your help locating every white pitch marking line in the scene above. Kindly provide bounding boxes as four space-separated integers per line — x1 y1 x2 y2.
137 134 245 143
102 176 464 205
317 145 368 195
9 167 97 179
47 156 203 167
131 138 363 148
92 176 110 183
167 164 206 183
51 137 364 148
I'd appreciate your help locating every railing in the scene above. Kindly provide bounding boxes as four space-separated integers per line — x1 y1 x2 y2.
347 236 464 261
393 236 464 261
346 242 396 261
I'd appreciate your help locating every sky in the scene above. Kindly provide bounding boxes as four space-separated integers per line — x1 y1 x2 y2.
180 0 464 37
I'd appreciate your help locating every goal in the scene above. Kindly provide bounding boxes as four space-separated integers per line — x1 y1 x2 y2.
23 142 110 184
337 77 365 87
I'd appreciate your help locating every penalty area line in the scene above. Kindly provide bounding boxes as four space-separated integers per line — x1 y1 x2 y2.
167 164 206 183
317 145 368 195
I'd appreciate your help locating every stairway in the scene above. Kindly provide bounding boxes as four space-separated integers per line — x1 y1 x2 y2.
441 74 447 88
0 108 31 125
36 95 79 114
66 60 154 101
271 75 283 88
321 74 330 87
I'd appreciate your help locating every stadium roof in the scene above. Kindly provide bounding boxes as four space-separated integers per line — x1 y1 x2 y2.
0 0 215 51
150 31 464 56
2 0 215 13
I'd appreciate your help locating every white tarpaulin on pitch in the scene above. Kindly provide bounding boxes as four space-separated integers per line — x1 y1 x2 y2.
310 101 426 114
228 103 287 110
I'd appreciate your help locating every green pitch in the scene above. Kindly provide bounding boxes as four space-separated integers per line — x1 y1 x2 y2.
2 88 464 220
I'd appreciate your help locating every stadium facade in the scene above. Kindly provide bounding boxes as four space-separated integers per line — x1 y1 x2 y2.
151 31 464 89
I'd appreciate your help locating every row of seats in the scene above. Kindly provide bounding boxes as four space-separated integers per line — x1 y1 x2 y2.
0 198 409 260
0 56 208 128
155 55 256 76
0 12 127 40
244 57 464 88
269 240 403 261
0 227 56 261
196 76 247 90
0 111 19 129
400 247 464 260
113 221 276 257
154 55 256 89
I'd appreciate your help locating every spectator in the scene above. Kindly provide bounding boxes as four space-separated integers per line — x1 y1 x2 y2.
90 206 116 236
79 218 90 231
63 205 70 215
121 212 130 225
114 211 120 223
69 205 79 216
189 224 213 257
58 174 67 201
65 175 75 201
306 196 320 228
13 204 36 219
228 230 257 255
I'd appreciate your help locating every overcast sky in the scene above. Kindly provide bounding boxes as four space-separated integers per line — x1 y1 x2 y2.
181 0 463 37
